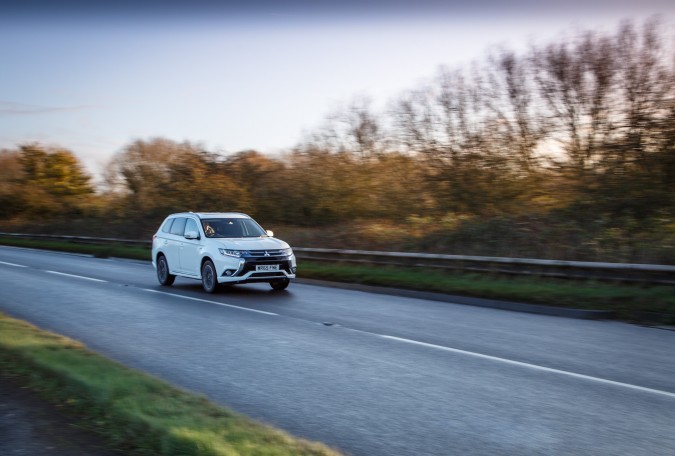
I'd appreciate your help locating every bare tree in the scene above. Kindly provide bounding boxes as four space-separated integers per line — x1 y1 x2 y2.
483 49 549 175
613 18 673 170
532 29 617 175
303 96 388 159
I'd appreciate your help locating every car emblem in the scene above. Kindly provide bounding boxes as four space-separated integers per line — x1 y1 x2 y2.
264 251 270 257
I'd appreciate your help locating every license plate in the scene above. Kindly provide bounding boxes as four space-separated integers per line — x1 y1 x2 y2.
256 264 280 272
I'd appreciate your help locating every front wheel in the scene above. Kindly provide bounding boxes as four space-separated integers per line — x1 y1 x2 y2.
270 278 290 291
157 255 175 286
201 260 219 293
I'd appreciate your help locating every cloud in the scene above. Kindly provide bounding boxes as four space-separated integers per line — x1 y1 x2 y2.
0 101 99 116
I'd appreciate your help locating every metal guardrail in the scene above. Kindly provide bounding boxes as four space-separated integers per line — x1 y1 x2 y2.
291 249 675 285
1 232 674 284
0 232 151 247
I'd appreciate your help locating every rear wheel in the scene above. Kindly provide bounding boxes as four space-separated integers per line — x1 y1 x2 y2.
201 260 219 293
270 278 290 291
157 255 175 286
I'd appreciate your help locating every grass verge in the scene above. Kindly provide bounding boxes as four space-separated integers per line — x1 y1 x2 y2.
0 236 150 260
1 236 673 322
0 312 341 456
299 262 675 322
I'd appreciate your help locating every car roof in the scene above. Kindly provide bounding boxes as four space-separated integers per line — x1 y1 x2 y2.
169 212 250 219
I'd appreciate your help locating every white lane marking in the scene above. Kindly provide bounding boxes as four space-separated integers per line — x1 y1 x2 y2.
0 260 28 268
142 289 278 316
380 335 675 400
45 270 107 283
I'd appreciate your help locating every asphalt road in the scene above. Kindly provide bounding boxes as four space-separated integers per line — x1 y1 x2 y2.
0 245 674 456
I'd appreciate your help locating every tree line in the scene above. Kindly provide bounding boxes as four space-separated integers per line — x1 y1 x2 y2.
1 18 673 262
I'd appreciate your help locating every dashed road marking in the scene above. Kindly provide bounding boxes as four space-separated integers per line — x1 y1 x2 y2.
0 260 27 268
45 271 107 283
142 289 278 316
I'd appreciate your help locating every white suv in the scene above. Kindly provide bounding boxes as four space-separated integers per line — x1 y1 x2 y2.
152 212 296 293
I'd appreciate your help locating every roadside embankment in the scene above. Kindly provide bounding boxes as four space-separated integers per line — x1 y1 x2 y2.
0 312 342 456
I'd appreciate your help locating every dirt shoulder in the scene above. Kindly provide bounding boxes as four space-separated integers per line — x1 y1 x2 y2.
0 373 121 456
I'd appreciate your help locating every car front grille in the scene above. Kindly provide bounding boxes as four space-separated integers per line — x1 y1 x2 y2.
234 259 293 277
248 249 287 258
249 272 286 278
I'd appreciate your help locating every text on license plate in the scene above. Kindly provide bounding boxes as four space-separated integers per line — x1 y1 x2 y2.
256 264 280 272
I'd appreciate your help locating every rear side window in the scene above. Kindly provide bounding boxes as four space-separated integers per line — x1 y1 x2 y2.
161 219 174 233
185 218 199 236
169 217 187 235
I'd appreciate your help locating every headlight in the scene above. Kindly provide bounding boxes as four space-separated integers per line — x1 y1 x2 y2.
219 248 248 257
283 248 293 256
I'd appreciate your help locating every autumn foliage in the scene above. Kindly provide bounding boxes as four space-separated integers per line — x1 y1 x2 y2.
1 19 673 263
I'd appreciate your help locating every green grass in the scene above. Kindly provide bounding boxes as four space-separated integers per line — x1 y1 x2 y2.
299 262 675 322
0 236 150 260
0 313 341 456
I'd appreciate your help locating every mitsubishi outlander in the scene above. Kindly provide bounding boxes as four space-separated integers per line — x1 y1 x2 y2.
152 212 296 293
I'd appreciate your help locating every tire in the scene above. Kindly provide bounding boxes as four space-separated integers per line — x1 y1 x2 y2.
201 259 219 293
156 255 175 286
269 278 290 291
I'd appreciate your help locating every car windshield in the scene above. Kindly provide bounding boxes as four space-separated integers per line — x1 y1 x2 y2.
201 218 266 238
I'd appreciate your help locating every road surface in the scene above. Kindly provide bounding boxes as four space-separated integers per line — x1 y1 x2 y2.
0 245 673 455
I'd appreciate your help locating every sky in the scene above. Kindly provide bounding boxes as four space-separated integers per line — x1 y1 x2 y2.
1 1 673 180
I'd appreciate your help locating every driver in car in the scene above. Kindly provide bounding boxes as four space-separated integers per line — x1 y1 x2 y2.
203 222 215 237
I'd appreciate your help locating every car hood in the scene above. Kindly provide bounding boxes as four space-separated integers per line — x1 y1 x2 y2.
213 237 290 251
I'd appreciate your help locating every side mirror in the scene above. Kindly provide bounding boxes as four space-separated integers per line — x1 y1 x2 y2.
266 230 274 237
184 230 200 240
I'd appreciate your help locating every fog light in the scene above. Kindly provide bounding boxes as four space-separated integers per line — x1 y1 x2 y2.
291 267 297 274
224 269 235 276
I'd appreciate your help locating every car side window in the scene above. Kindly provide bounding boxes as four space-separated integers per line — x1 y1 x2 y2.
184 219 199 237
169 217 187 236
161 219 174 233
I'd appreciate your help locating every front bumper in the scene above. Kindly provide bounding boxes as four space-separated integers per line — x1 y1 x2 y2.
215 253 296 284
